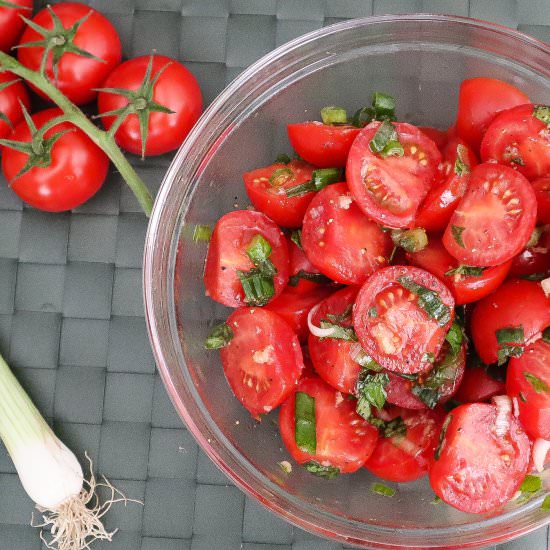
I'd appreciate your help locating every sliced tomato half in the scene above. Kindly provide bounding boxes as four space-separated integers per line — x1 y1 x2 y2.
532 177 550 224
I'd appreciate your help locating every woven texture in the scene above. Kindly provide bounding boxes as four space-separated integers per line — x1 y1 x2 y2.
0 1 549 549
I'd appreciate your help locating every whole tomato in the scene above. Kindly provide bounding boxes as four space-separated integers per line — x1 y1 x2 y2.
0 0 33 53
17 2 122 105
2 107 109 211
0 72 30 139
97 55 203 156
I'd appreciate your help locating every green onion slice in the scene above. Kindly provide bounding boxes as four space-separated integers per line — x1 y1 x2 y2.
192 224 212 242
285 167 343 198
269 167 294 187
369 120 404 158
320 105 348 125
371 482 396 497
204 323 234 349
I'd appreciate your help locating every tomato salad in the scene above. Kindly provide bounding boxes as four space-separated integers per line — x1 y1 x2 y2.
203 80 550 515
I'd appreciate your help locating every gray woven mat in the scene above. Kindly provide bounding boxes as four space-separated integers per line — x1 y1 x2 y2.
0 1 549 549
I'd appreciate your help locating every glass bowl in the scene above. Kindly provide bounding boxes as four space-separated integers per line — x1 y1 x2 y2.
143 15 550 549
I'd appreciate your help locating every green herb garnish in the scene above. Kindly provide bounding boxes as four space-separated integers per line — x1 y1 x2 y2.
495 326 524 366
524 372 550 394
192 224 212 242
369 120 404 158
320 105 348 125
445 265 485 277
295 392 316 454
285 167 343 198
303 461 340 479
454 144 471 176
533 105 550 125
319 321 358 341
445 322 463 356
288 270 332 287
391 228 428 253
434 415 452 461
355 371 390 419
204 323 233 349
371 482 396 497
451 225 466 248
398 277 452 327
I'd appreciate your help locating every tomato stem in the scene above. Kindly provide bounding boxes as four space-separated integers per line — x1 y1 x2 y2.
0 51 153 216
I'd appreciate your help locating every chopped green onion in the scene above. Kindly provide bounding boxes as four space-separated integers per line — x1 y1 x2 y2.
303 461 340 479
295 392 316 454
269 167 294 187
369 121 404 158
496 326 524 366
445 322 463 356
397 277 452 327
290 229 302 249
542 494 550 510
204 323 234 349
355 371 389 419
524 372 550 393
238 269 275 306
391 228 428 253
542 326 550 344
288 270 332 287
371 482 396 497
352 92 397 127
454 144 471 176
520 475 542 493
451 225 466 248
319 321 357 341
320 105 348 125
445 265 485 277
434 414 452 460
351 106 373 128
285 167 343 198
246 234 272 267
533 105 550 125
275 153 291 164
192 224 212 242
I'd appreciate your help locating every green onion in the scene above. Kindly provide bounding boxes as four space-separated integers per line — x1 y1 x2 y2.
520 475 542 493
533 105 550 125
288 270 332 287
355 371 389 419
542 494 550 510
246 234 272 267
275 153 291 164
434 414 452 460
192 224 212 242
295 392 316 454
391 228 428 253
320 105 348 125
351 92 397 127
238 269 275 306
454 144 471 176
397 277 452 327
204 323 234 349
285 167 343 198
269 167 294 187
303 461 340 479
524 372 550 393
290 229 302 249
451 225 466 248
445 265 485 277
371 482 396 497
369 121 404 158
496 326 524 366
445 322 463 356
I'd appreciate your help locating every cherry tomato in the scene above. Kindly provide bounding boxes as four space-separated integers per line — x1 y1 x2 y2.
455 77 530 151
507 339 550 440
0 72 30 140
415 137 477 233
353 266 455 375
443 163 537 267
481 104 550 181
429 403 530 514
286 234 330 295
455 366 506 403
243 160 315 228
470 279 550 365
407 239 512 305
308 286 360 394
98 54 203 156
386 342 466 410
287 122 360 168
365 406 445 482
419 126 448 150
204 210 289 308
347 122 442 228
508 230 550 280
2 108 108 211
279 376 378 473
221 308 304 418
18 2 122 105
0 0 32 53
301 182 392 285
532 178 550 224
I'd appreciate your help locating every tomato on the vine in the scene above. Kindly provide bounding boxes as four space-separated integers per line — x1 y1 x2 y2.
0 72 30 140
0 0 33 53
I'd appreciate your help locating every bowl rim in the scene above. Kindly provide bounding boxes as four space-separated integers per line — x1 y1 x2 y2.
143 13 550 549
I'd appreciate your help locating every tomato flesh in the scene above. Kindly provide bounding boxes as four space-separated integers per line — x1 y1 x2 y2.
455 366 506 403
419 126 448 150
279 376 378 473
532 178 550 224
508 230 550 280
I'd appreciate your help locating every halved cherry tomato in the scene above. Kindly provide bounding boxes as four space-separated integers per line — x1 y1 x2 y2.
221 308 304 418
279 376 378 473
243 160 315 228
347 122 442 228
287 122 360 167
532 178 550 224
507 339 550 440
470 279 550 365
442 163 537 267
0 72 30 140
455 366 506 403
0 0 33 53
286 234 330 295
365 406 445 482
480 104 550 181
419 126 448 151
508 230 550 280
386 342 466 410
407 239 512 305
415 137 477 233
265 286 333 343
308 286 360 394
204 210 289 308
429 403 530 514
301 182 392 285
455 78 530 151
353 266 455 375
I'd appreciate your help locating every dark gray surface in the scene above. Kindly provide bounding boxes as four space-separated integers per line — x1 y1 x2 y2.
0 1 548 549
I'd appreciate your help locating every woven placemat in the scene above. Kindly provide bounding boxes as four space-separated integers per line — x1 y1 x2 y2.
0 1 549 549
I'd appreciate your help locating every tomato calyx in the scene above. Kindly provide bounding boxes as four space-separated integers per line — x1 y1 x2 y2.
95 56 175 158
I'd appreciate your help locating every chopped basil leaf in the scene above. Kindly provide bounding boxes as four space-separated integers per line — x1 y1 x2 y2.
326 304 353 324
295 392 316 454
369 416 407 439
285 167 343 198
368 307 378 318
397 277 452 327
303 461 340 479
290 229 302 249
320 105 348 125
355 371 389 419
391 228 428 253
542 326 550 344
352 350 383 371
432 495 443 505
371 482 396 497
192 224 212 242
542 494 550 511
445 322 463 356
497 345 524 366
369 120 404 158
434 414 452 461
275 153 291 164
204 323 233 349
496 326 524 366
238 269 275 306
396 373 418 381
454 144 471 176
445 265 485 277
519 391 527 403
319 321 358 341
451 225 466 248
520 475 542 493
533 105 550 125
269 167 294 187
524 372 550 393
422 352 436 363
288 270 332 287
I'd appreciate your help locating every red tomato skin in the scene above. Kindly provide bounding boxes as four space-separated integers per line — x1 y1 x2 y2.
243 160 315 228
429 403 531 514
308 286 360 394
442 163 537 267
0 72 30 140
0 0 33 52
353 266 455 375
279 376 379 473
419 126 448 151
470 279 550 365
347 122 442 228
508 231 550 279
455 366 506 403
98 54 202 156
221 308 304 418
18 2 122 105
407 239 512 305
203 210 289 308
365 407 445 482
532 178 550 224
287 122 360 168
286 235 327 295
455 78 530 151
2 108 108 211
301 182 392 285
507 339 550 440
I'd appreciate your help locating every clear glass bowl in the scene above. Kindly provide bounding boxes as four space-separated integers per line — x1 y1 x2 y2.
143 15 550 549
